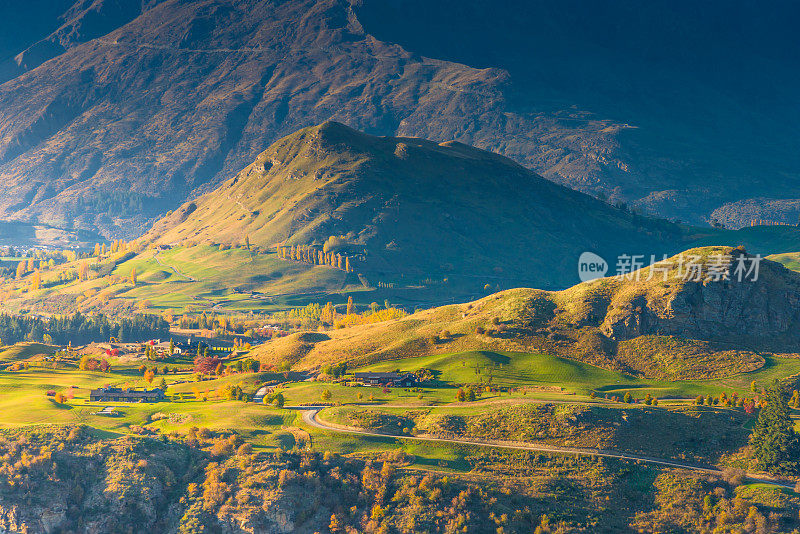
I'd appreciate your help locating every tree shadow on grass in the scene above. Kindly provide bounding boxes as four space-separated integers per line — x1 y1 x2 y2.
474 351 512 365
595 384 656 392
276 432 296 450
257 415 284 426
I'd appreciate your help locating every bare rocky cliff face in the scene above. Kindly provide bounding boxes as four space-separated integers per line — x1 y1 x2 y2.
600 251 800 346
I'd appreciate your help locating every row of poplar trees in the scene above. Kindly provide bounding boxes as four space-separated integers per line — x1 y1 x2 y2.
277 244 353 272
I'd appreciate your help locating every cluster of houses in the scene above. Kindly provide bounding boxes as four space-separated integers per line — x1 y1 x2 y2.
95 339 185 358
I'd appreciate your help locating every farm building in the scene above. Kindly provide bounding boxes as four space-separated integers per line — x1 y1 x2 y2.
154 341 181 355
89 387 166 403
353 372 415 387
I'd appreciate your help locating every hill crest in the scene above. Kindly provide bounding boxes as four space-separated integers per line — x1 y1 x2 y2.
145 122 682 290
250 246 800 380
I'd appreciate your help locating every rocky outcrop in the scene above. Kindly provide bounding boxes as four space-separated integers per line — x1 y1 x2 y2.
0 502 66 534
600 250 800 346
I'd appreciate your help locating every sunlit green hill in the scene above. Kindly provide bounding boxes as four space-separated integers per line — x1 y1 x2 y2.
251 246 800 381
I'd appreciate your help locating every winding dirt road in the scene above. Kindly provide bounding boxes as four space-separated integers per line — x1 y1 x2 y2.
300 408 796 489
153 250 199 282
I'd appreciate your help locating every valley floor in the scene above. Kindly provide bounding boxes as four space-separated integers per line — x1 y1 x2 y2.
0 340 799 532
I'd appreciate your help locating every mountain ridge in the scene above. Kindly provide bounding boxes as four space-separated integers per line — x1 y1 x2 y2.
0 0 797 237
144 121 683 289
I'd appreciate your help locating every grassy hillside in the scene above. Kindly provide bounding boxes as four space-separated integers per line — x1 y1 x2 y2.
688 225 800 254
0 243 468 315
352 349 800 399
359 350 629 390
251 246 800 380
325 402 751 463
769 251 800 273
3 122 800 312
145 121 686 290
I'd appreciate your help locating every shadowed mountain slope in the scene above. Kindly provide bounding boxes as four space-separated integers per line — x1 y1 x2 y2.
145 122 683 289
0 0 798 237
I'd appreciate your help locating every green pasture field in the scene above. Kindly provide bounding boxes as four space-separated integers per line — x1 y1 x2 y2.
355 350 800 399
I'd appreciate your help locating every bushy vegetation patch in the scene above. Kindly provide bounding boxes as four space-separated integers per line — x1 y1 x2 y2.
338 403 751 463
632 472 800 533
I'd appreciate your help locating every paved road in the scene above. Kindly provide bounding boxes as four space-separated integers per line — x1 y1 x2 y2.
300 408 797 490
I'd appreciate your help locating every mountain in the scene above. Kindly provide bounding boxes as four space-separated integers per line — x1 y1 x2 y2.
0 0 797 237
356 0 800 226
0 1 165 85
251 246 800 380
144 121 683 290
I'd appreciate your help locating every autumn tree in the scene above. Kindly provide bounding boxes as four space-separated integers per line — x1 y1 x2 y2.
29 270 41 292
346 296 355 315
320 302 336 325
194 355 222 374
269 392 284 407
78 260 90 281
130 267 137 285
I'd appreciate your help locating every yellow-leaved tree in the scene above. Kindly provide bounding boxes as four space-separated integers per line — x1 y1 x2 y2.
29 271 41 292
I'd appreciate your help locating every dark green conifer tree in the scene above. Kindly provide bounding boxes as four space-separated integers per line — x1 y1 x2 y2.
750 381 799 474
